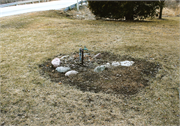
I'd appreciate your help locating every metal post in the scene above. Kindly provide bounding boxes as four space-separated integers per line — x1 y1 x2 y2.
77 0 79 11
79 48 82 62
81 49 84 65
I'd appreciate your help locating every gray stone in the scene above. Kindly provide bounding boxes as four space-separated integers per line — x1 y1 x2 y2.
56 67 71 73
94 65 106 72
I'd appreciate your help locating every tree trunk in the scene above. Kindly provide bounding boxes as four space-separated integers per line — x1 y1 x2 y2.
125 2 134 20
159 1 164 19
159 5 163 19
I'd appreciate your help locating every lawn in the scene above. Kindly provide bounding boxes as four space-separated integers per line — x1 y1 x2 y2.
0 9 179 125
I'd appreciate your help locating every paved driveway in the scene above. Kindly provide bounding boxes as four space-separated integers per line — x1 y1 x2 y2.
0 0 79 17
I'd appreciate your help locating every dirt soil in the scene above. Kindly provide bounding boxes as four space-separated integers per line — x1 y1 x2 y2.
39 51 160 95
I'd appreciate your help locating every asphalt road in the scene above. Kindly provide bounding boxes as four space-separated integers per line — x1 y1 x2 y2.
0 0 79 17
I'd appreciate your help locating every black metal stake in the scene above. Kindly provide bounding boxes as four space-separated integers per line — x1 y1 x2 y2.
81 49 84 65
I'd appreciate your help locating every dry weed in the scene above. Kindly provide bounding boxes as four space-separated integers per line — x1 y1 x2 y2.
0 9 179 125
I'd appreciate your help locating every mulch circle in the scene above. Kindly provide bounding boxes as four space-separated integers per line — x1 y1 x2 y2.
39 51 160 95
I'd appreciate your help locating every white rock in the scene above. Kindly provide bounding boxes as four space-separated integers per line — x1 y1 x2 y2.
65 70 78 77
120 61 134 66
105 63 111 68
93 53 101 59
56 67 71 73
112 61 121 67
60 55 69 60
51 58 60 68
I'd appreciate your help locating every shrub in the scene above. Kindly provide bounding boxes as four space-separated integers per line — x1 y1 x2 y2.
88 1 162 20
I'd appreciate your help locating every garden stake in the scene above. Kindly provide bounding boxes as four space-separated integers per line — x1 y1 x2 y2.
79 48 82 62
81 49 84 65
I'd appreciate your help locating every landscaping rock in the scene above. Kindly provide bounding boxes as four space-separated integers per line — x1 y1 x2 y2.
93 53 101 59
112 61 120 67
105 63 111 68
94 65 106 72
60 55 69 60
120 61 134 66
65 70 78 77
51 58 60 68
56 67 71 73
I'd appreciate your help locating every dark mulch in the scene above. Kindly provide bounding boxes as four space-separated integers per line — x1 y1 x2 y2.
39 51 160 95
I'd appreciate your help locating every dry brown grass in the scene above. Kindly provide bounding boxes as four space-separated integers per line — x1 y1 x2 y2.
0 10 179 125
163 7 180 17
